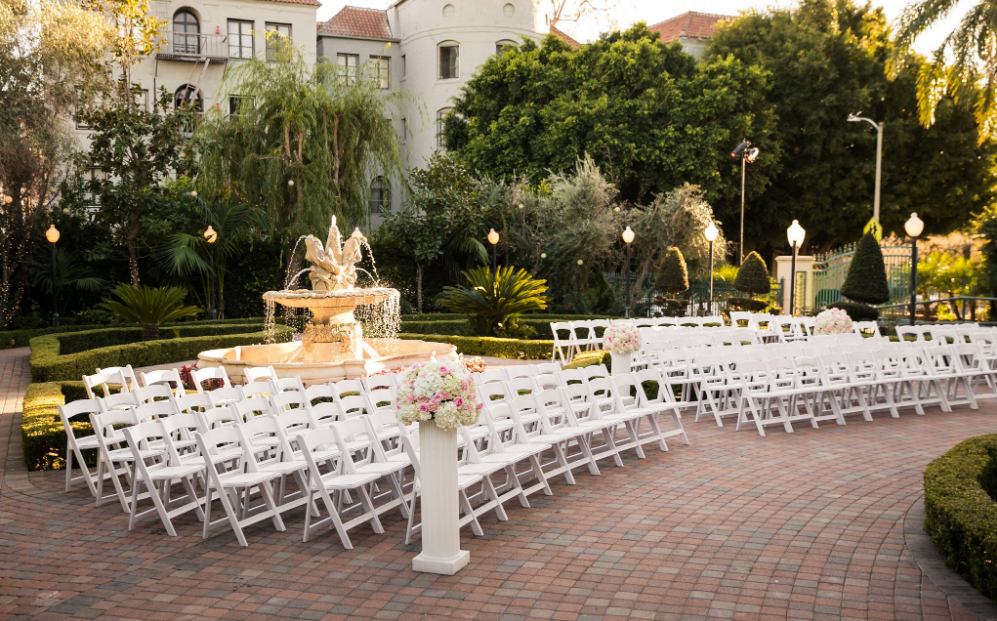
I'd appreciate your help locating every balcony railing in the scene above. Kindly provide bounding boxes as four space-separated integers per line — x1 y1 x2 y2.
156 32 229 63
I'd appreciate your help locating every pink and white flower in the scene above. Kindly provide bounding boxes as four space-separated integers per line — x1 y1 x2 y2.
603 322 642 355
815 308 854 335
395 359 482 430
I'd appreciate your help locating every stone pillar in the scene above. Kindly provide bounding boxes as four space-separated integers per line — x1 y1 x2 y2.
775 255 816 313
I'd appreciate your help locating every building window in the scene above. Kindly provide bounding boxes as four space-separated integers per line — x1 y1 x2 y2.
173 10 200 55
371 56 390 89
337 53 359 84
495 40 517 55
436 108 452 149
228 96 248 116
439 43 459 80
369 177 390 213
400 117 407 146
84 168 107 207
228 20 254 59
265 23 291 61
174 84 203 113
401 55 406 78
132 89 149 111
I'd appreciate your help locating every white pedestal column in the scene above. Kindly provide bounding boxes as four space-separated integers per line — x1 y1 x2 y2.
411 420 469 575
611 352 632 375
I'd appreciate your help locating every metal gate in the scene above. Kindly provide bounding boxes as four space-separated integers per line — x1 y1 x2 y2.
812 239 912 309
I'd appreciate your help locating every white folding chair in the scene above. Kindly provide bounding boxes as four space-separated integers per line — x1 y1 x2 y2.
58 399 105 495
191 366 232 393
244 365 278 383
140 368 186 398
90 409 163 512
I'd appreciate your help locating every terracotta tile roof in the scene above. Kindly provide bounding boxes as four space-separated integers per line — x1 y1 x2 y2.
318 6 392 39
649 11 728 43
264 0 321 7
550 24 580 50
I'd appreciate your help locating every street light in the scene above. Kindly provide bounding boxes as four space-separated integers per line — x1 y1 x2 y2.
786 220 806 316
848 113 884 223
45 224 60 327
487 228 499 274
905 212 924 326
731 139 759 264
704 222 719 314
622 226 635 318
203 226 218 320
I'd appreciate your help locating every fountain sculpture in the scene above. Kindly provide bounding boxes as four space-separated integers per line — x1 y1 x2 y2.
198 217 456 383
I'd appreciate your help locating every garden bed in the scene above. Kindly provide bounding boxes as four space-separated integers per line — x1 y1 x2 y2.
923 434 997 603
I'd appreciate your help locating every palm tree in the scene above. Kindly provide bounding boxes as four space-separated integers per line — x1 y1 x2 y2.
894 0 997 138
98 284 201 340
439 266 548 337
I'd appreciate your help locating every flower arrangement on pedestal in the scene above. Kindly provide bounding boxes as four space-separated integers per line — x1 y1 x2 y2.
603 322 642 355
396 359 482 430
815 307 854 335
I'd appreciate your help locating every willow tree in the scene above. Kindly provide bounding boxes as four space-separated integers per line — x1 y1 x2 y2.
196 41 404 255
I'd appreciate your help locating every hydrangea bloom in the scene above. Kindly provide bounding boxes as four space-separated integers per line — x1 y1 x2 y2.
395 359 482 430
815 308 854 335
603 322 642 355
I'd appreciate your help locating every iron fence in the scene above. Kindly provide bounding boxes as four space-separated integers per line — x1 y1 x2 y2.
812 239 912 309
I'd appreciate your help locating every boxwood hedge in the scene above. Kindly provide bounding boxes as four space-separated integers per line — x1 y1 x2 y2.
398 333 552 360
1 316 268 350
923 434 997 603
21 380 94 471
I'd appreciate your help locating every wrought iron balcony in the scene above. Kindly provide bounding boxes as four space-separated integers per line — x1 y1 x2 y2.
156 32 229 63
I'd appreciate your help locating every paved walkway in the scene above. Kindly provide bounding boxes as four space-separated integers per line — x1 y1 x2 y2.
2 347 997 620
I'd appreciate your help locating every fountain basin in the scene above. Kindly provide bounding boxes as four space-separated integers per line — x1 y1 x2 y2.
263 287 396 324
197 338 458 384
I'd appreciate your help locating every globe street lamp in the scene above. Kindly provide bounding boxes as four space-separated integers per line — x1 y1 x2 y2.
487 228 499 274
45 224 60 327
704 222 719 314
848 114 884 223
731 140 759 264
622 226 635 318
204 225 218 320
905 213 924 326
786 220 806 316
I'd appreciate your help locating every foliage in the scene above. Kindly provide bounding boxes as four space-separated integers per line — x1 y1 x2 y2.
0 0 114 328
397 333 552 361
726 297 768 312
29 324 291 382
733 252 771 296
98 284 201 340
841 232 890 304
714 264 739 283
827 301 879 321
917 251 979 298
563 350 611 370
707 0 997 251
439 266 549 338
923 434 997 604
656 247 690 295
443 25 774 208
974 207 997 310
195 46 403 253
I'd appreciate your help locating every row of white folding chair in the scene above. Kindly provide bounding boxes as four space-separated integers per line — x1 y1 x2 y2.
83 365 139 399
634 316 725 328
551 320 610 363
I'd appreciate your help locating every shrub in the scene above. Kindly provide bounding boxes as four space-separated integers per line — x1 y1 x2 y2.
923 434 997 603
828 301 879 321
438 266 548 338
99 284 202 340
656 247 689 295
21 380 93 471
398 333 552 360
733 252 771 296
841 232 890 305
653 298 689 317
564 350 611 370
726 297 768 312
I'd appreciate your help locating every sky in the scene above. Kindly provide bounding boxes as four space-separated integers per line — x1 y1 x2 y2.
315 0 967 55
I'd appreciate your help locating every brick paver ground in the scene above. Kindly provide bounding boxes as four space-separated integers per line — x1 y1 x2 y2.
2 347 996 620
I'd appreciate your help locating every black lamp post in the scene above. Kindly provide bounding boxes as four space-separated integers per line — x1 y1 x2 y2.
45 224 60 327
704 222 719 314
786 220 806 316
487 228 499 274
203 225 218 320
905 213 924 326
622 226 635 318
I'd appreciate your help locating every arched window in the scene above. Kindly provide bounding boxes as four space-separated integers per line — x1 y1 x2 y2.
173 9 200 55
495 40 517 56
438 42 459 80
436 108 452 150
174 84 203 113
369 177 391 213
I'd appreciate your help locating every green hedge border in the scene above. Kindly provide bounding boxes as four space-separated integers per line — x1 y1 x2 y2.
397 333 552 360
21 381 93 471
923 434 997 603
30 325 293 382
1 316 268 350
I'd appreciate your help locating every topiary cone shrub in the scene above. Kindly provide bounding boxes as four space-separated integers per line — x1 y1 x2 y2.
733 251 771 298
656 247 690 296
840 231 890 316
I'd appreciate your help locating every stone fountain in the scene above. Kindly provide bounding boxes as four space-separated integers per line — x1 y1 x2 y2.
198 217 456 383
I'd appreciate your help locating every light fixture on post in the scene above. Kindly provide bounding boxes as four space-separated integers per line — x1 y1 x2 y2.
904 213 924 326
204 225 218 320
704 222 719 314
848 113 884 223
487 228 499 274
45 224 60 327
622 226 635 318
786 220 806 316
731 139 760 264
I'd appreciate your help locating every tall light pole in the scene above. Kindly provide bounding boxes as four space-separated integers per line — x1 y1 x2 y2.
203 225 218 320
45 224 60 327
786 220 806 316
731 140 759 264
848 114 884 223
622 226 635 318
704 222 719 314
905 213 924 326
487 228 499 275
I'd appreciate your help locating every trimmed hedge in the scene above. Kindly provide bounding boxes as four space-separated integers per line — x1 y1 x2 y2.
0 316 268 350
564 350 611 370
398 333 552 360
923 434 997 603
400 318 571 340
31 325 293 382
828 301 880 321
400 313 620 322
21 380 92 471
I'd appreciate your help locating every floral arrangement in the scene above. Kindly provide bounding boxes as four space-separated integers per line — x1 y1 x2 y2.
603 322 642 355
815 307 854 335
179 363 222 392
459 354 486 374
396 359 482 430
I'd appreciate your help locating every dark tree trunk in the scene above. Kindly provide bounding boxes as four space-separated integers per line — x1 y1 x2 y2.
416 263 424 314
142 323 159 341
